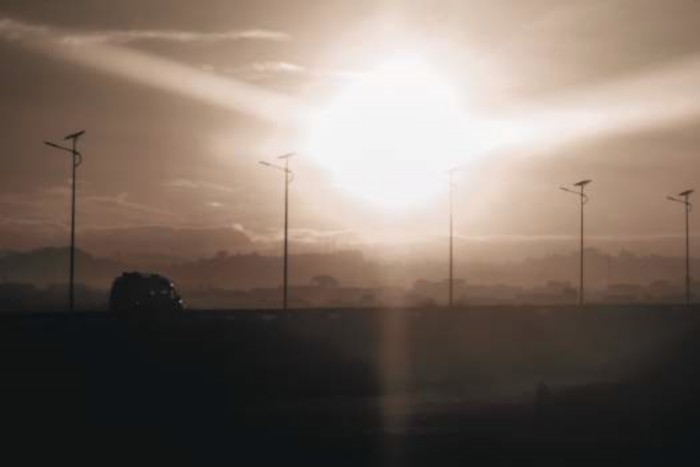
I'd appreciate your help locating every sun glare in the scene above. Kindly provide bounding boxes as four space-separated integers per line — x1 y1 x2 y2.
306 57 473 211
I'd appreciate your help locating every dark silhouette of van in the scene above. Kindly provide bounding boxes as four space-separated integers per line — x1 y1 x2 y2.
109 272 184 317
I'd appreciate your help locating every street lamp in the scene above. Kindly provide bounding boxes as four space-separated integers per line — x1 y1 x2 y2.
667 189 694 306
447 167 456 308
44 130 85 312
445 164 469 308
259 153 295 310
560 179 592 305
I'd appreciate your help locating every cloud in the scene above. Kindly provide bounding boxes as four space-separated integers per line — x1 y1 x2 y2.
164 178 239 194
60 28 290 46
219 61 308 82
499 54 700 154
8 14 700 165
233 61 307 75
233 224 359 246
0 18 49 41
0 17 290 46
0 16 306 125
0 188 176 231
82 192 175 218
163 179 199 190
218 60 360 82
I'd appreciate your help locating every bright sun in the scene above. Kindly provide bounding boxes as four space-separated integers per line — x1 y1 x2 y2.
306 57 472 211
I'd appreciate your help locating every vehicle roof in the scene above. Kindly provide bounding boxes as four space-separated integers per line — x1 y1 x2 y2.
113 272 175 288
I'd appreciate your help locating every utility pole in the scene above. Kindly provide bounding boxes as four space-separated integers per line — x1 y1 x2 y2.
561 179 592 305
45 130 85 313
446 165 465 307
449 169 454 308
667 189 694 306
259 153 295 310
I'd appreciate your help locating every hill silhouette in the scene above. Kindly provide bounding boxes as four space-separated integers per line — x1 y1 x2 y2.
2 246 697 290
0 247 125 287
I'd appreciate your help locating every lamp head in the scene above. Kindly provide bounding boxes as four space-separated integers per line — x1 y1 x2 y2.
64 130 86 141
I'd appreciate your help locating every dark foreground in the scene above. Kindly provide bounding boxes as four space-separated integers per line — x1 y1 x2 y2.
2 305 700 466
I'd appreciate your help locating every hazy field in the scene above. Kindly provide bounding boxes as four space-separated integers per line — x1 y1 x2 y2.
2 305 700 465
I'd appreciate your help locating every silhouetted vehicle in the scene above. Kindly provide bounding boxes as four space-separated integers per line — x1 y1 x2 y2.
109 272 184 317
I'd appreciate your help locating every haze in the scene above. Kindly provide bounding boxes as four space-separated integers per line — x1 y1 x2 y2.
2 0 699 262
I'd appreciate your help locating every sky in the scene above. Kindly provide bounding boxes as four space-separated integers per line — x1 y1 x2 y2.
1 0 700 261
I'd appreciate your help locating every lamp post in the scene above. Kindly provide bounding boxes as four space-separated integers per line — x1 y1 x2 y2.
667 189 694 306
560 179 592 305
44 130 85 313
448 168 455 308
259 153 295 310
445 165 468 308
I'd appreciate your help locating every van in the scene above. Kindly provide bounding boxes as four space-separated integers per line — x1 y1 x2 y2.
109 272 184 317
